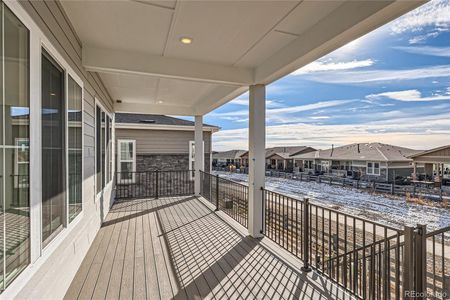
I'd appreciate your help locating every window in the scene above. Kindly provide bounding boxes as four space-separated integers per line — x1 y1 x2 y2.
367 162 380 175
95 104 112 194
96 106 101 194
0 2 30 288
41 49 65 246
117 140 135 183
68 75 82 222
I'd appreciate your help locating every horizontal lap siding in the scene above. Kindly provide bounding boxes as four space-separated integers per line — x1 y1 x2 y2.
116 129 213 154
13 1 115 299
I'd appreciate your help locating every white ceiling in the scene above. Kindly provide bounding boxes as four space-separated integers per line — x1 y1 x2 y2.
61 0 424 116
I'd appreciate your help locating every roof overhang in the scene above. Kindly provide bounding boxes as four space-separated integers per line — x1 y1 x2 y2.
61 0 425 116
115 123 219 133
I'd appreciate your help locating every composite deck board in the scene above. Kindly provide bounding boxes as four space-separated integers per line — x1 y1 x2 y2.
65 195 353 300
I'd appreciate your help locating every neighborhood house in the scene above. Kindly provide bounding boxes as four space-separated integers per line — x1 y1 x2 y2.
289 143 422 182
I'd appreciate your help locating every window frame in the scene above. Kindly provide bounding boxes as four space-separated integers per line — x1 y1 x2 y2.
40 42 85 247
94 99 113 198
366 161 380 176
117 139 136 184
0 0 89 290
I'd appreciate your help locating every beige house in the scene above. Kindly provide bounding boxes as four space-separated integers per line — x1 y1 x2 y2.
292 143 422 181
409 144 450 185
115 113 218 177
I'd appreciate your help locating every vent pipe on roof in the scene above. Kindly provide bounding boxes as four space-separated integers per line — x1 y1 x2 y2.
331 144 334 157
357 143 360 153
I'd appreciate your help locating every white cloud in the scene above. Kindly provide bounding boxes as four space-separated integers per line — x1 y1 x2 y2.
309 116 330 120
408 31 440 44
292 59 374 75
367 89 450 102
229 98 284 108
209 99 353 124
300 65 450 84
390 0 450 34
394 45 450 57
212 113 450 151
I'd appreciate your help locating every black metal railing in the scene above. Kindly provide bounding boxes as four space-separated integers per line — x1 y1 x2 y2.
261 188 404 299
115 170 194 199
200 170 248 228
425 225 450 299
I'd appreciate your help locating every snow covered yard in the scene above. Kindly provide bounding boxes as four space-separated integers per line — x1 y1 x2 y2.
214 171 450 232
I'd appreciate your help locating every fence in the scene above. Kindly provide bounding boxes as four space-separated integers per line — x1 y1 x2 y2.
213 167 450 202
200 170 248 228
262 188 405 299
115 170 194 199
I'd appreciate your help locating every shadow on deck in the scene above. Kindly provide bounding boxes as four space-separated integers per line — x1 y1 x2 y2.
64 195 352 299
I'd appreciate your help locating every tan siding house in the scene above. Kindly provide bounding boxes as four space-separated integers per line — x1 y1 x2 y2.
115 114 218 173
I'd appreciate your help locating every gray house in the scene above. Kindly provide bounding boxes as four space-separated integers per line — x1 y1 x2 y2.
115 113 218 179
212 150 246 168
292 143 422 182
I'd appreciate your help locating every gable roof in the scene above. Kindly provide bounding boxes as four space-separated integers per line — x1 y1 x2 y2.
292 143 421 162
213 150 246 160
408 144 450 158
240 146 314 159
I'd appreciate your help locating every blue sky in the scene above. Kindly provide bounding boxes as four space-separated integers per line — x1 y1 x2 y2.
204 0 450 151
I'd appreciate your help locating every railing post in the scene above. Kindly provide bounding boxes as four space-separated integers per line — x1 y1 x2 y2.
215 174 219 211
260 187 265 234
403 226 414 299
155 169 159 199
301 198 312 272
414 224 427 299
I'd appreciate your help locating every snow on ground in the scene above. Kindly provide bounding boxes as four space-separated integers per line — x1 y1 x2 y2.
215 171 450 233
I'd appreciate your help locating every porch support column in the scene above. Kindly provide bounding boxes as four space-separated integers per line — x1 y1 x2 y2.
248 84 265 238
194 115 204 195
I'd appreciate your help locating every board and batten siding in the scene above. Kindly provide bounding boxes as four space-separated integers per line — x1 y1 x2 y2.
6 1 115 299
116 128 213 154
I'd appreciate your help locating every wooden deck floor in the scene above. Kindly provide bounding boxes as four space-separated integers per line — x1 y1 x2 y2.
65 195 352 300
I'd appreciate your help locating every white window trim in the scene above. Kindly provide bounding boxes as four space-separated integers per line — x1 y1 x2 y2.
189 140 204 179
0 2 86 294
94 99 113 198
367 161 381 176
117 139 136 184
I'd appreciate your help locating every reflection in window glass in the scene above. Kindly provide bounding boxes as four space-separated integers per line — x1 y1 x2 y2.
41 50 65 246
101 112 105 189
68 76 82 222
96 106 101 194
1 2 30 290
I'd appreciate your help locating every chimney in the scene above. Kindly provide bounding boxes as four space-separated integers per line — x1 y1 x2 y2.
331 144 334 157
357 143 360 153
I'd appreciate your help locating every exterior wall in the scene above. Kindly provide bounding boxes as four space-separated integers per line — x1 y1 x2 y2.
116 128 212 154
116 128 213 172
136 153 210 172
5 2 115 299
412 147 450 164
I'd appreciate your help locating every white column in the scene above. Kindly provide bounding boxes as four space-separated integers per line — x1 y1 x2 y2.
248 84 265 237
194 115 204 195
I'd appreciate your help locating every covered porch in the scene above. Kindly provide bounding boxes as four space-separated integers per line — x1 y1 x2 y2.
65 195 348 300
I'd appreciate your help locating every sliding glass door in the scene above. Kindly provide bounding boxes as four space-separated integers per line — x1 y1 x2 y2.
41 50 65 246
0 1 30 289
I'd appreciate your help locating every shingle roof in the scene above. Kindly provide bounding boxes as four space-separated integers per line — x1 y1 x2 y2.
292 143 421 162
115 113 218 128
240 146 314 158
213 150 246 160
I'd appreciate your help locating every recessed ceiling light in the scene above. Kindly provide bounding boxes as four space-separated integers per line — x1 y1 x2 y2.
157 100 164 104
180 37 193 44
